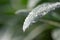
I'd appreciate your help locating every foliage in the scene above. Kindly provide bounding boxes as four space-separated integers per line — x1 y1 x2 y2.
0 0 60 40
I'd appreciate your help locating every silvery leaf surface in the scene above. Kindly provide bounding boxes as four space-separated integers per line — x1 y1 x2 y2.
23 2 60 31
15 9 30 17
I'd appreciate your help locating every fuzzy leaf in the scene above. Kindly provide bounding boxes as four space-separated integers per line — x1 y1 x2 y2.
15 9 29 16
52 28 60 40
23 2 60 31
27 0 40 9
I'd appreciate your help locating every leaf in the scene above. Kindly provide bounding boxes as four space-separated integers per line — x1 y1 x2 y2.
52 28 60 40
23 2 60 32
15 9 29 16
27 0 40 9
23 24 48 40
